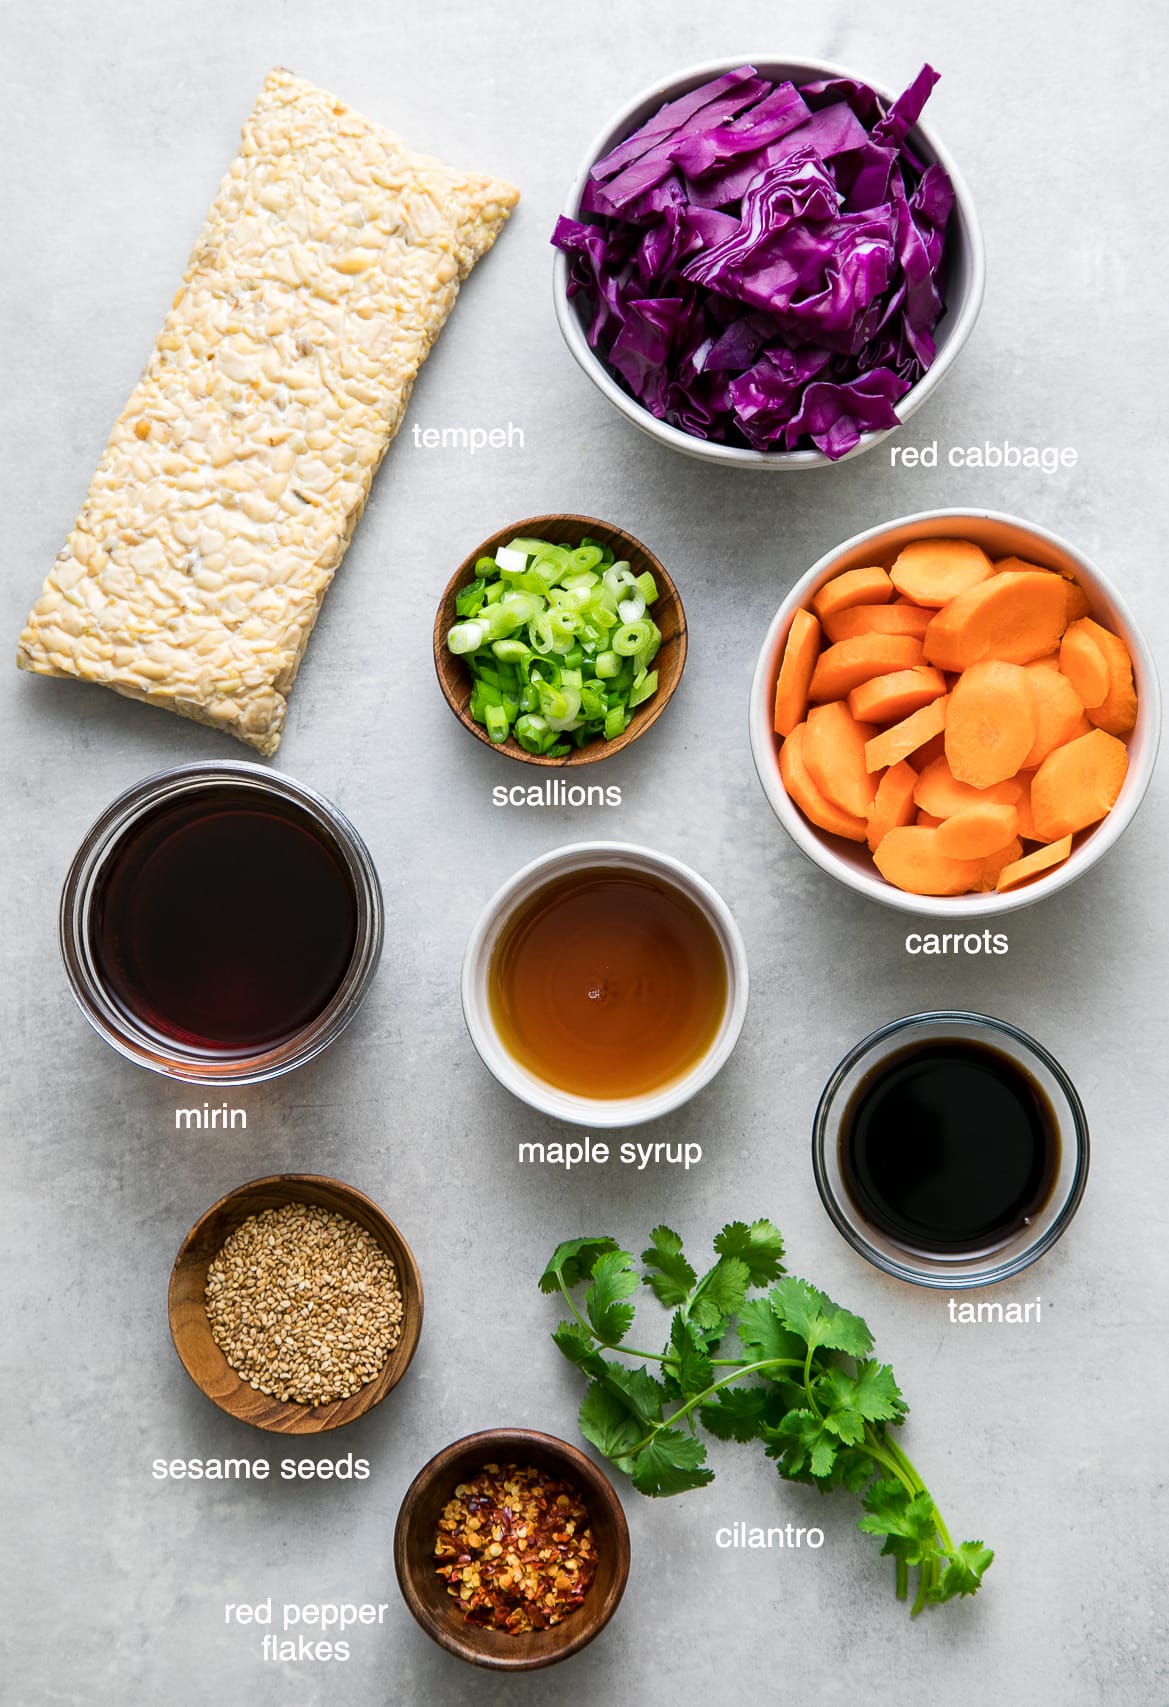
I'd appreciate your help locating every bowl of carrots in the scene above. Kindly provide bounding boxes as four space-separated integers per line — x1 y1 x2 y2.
749 510 1160 914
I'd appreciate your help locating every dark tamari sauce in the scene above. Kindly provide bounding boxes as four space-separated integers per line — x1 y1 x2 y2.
91 787 358 1054
841 1041 1058 1254
489 868 727 1098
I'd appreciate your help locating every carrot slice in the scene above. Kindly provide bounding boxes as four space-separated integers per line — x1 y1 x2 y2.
1080 620 1138 735
822 602 932 644
1059 620 1109 708
945 660 1036 788
994 561 1092 624
866 759 918 853
935 802 1020 859
872 826 984 896
773 608 822 737
808 634 925 702
890 537 994 607
804 701 880 818
779 723 869 843
996 835 1074 892
1012 774 1039 841
923 571 1068 671
1022 661 1084 768
912 730 949 770
916 809 944 827
848 666 947 725
976 838 1024 892
810 566 895 621
914 755 1023 819
864 696 949 773
1030 728 1129 840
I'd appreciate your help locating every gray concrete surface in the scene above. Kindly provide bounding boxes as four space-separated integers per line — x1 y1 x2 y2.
2 1 1167 1703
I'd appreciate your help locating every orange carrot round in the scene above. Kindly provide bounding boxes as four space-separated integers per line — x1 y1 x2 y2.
923 571 1068 671
808 634 926 702
913 755 1022 819
848 666 947 726
866 760 918 853
995 836 1074 892
779 723 869 843
890 537 993 607
810 565 894 621
1022 661 1085 768
945 660 1036 789
1030 729 1129 840
823 602 932 644
864 695 949 773
773 608 821 737
804 700 880 818
1059 621 1109 708
872 826 984 896
935 802 1020 859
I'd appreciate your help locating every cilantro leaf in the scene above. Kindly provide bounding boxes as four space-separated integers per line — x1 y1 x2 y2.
578 1383 643 1464
664 1313 714 1399
768 1277 874 1358
736 1296 807 1369
602 1361 666 1424
766 1409 839 1480
585 1249 639 1344
641 1225 697 1307
713 1219 786 1286
539 1236 620 1293
814 1363 907 1446
551 1321 606 1377
935 1541 995 1601
859 1480 940 1565
690 1257 751 1331
698 1386 769 1442
630 1429 714 1497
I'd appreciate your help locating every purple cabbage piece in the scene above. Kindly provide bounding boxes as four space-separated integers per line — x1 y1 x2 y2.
553 62 954 458
589 66 762 181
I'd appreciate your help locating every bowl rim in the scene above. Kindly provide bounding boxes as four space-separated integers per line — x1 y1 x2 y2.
432 512 687 767
553 53 987 470
748 507 1162 916
168 1171 423 1434
811 1010 1090 1288
393 1425 631 1671
460 839 749 1126
58 760 384 1083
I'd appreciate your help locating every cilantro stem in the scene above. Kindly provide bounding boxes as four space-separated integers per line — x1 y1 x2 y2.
624 1356 805 1456
555 1272 669 1361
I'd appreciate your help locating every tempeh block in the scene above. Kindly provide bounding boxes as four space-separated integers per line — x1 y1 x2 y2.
18 68 519 753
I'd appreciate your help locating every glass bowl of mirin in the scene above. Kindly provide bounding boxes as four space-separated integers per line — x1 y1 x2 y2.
58 761 383 1083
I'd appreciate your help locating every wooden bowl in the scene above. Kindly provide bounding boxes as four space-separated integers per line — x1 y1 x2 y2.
168 1173 423 1434
393 1428 631 1670
433 513 687 766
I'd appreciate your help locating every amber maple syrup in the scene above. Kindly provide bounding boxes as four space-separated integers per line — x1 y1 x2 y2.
488 867 727 1098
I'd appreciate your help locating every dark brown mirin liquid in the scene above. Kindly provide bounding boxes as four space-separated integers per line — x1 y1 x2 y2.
489 868 727 1098
841 1041 1059 1254
91 787 358 1054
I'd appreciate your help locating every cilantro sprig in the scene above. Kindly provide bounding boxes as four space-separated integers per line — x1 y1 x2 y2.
540 1220 992 1615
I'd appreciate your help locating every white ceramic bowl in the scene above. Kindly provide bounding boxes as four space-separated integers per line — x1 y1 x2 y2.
461 842 749 1126
749 510 1161 916
553 56 985 470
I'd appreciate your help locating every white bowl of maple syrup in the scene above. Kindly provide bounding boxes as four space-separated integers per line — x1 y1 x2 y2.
462 842 749 1127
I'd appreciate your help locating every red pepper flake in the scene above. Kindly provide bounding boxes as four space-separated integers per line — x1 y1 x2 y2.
434 1462 599 1633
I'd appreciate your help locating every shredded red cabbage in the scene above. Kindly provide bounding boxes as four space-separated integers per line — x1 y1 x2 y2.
553 64 954 459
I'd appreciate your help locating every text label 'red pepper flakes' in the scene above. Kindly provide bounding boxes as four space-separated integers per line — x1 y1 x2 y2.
434 1463 598 1633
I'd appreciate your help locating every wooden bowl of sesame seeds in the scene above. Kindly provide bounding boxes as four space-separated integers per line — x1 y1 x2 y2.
168 1173 423 1434
393 1427 630 1670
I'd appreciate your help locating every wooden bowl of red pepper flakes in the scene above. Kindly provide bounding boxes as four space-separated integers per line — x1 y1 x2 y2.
393 1428 631 1670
